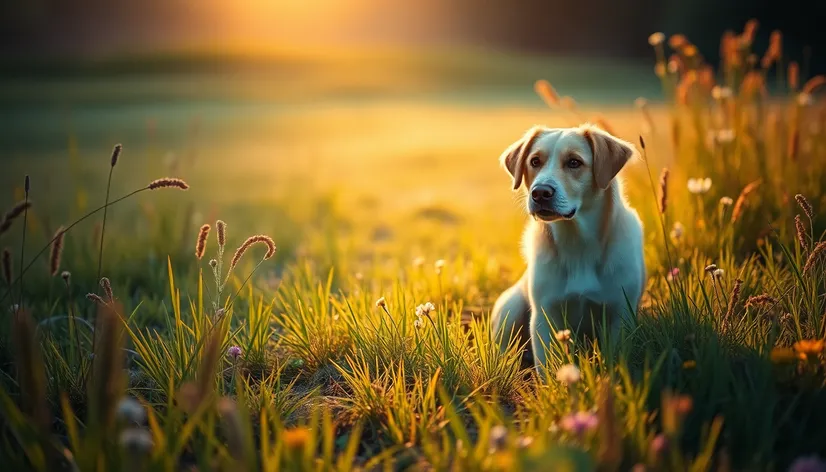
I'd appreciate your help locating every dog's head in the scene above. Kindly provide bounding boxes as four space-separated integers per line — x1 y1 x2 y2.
500 124 637 222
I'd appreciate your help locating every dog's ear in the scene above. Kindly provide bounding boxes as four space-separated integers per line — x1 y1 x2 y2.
500 126 544 190
581 124 636 189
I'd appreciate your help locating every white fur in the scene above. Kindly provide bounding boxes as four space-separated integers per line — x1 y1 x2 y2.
491 125 646 375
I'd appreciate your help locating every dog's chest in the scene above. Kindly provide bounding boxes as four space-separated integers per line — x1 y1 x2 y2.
528 250 624 310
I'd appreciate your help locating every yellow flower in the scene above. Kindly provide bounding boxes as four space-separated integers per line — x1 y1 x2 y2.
770 347 803 364
283 427 311 451
793 339 825 357
682 360 696 369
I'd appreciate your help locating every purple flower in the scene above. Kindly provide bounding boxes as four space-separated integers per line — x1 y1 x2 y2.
227 345 242 360
789 456 826 472
560 411 598 436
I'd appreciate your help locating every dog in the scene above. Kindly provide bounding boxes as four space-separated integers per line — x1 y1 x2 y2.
491 123 646 374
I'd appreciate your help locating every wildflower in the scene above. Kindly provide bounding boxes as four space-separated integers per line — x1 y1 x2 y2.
435 259 446 274
770 347 802 364
489 425 508 451
667 60 679 74
682 360 696 369
711 86 733 100
375 297 387 309
670 222 684 243
119 428 154 455
555 329 572 343
795 194 814 220
116 397 146 424
416 302 436 318
283 427 311 451
667 267 679 282
793 339 825 357
651 434 669 457
413 318 423 329
61 271 71 287
788 455 826 472
704 264 718 273
556 364 581 386
716 129 735 143
661 392 693 434
687 177 712 194
797 93 814 107
648 32 665 46
712 268 725 279
227 345 242 360
668 34 688 49
560 411 598 436
517 436 534 449
412 256 425 268
719 196 733 207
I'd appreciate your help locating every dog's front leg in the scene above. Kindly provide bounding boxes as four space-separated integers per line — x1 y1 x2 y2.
528 301 565 380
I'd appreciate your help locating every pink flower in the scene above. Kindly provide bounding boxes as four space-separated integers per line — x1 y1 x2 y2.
789 456 826 472
227 345 242 360
560 411 598 436
667 268 680 282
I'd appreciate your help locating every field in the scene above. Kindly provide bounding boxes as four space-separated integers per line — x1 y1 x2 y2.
2 32 826 471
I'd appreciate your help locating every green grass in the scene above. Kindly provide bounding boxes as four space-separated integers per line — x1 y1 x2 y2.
2 25 826 471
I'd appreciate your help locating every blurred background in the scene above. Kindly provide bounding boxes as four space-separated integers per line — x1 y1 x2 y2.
0 0 824 268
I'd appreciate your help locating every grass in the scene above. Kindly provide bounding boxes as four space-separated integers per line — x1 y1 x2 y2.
2 22 826 471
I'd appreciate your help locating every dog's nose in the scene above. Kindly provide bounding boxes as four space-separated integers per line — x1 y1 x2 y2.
531 185 555 204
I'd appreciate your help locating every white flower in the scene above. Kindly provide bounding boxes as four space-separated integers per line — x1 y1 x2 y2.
413 318 423 329
687 178 712 194
711 86 733 100
415 302 436 318
375 297 387 308
670 222 685 242
712 268 725 279
716 129 735 143
435 259 446 274
555 329 572 343
412 257 425 268
798 93 814 107
648 32 665 46
489 425 508 451
719 196 733 207
116 397 146 424
556 364 581 385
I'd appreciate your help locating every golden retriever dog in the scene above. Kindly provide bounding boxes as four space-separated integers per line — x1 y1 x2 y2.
491 124 646 374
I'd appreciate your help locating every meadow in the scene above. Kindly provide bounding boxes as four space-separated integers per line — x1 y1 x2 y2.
1 25 826 471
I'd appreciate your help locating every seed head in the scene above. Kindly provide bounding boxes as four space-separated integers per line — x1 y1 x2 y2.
49 226 65 277
216 220 227 248
147 178 189 190
100 277 114 302
802 75 826 95
111 144 122 167
745 294 779 309
555 329 572 343
796 215 808 250
229 235 276 270
195 224 210 259
802 241 826 274
788 62 800 90
658 168 669 214
415 302 436 318
375 297 387 308
719 196 733 207
795 194 814 220
704 264 718 273
24 175 30 193
648 32 665 46
209 259 218 268
731 180 762 223
61 271 71 287
725 278 743 323
0 201 33 235
86 293 106 305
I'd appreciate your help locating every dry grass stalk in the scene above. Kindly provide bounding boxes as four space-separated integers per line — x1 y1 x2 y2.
0 201 33 235
196 224 210 260
731 180 762 223
788 62 800 90
795 215 808 250
86 293 106 305
49 226 65 276
761 31 782 69
229 235 277 270
802 241 826 274
89 301 126 431
724 279 743 325
534 79 560 108
787 127 800 161
802 76 826 95
11 309 51 435
745 294 778 308
597 379 622 467
659 168 669 214
147 178 189 190
2 248 11 285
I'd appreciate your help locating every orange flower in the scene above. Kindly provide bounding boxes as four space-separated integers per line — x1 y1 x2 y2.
793 339 825 357
771 347 803 364
283 426 311 450
682 360 697 369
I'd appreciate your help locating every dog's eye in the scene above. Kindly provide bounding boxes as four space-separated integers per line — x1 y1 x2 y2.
529 156 542 168
566 158 583 169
